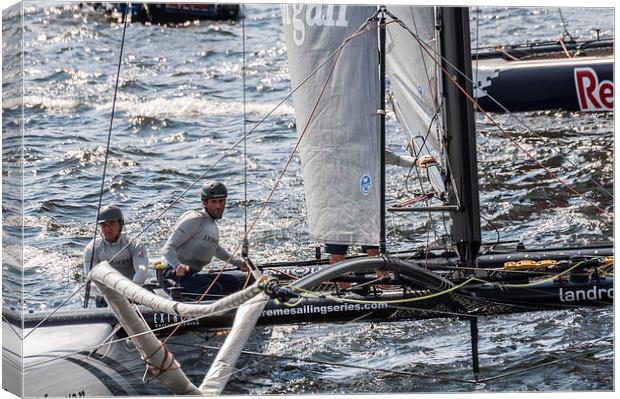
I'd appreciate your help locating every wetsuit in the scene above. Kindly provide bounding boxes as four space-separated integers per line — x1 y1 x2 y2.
83 233 149 306
161 209 242 298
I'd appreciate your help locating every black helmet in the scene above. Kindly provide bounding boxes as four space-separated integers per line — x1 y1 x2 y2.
98 205 124 225
201 180 227 201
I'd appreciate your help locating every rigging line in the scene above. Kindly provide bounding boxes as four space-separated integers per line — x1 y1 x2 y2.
261 268 300 280
379 212 445 247
404 130 441 245
479 213 501 251
495 115 612 201
557 8 573 42
1 314 22 339
301 289 489 320
289 277 477 305
393 19 613 218
173 342 478 384
471 261 588 289
22 284 85 340
477 350 598 383
389 13 613 201
418 168 441 243
403 101 441 195
242 6 248 241
90 323 123 359
443 264 574 276
410 170 440 252
84 4 129 309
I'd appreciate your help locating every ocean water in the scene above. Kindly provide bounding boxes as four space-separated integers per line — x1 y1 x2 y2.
1 3 614 394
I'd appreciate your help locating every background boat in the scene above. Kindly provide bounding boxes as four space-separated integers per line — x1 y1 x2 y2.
94 2 241 23
472 37 613 112
2 3 614 394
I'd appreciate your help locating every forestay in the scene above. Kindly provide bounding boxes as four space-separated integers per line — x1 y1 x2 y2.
282 5 380 246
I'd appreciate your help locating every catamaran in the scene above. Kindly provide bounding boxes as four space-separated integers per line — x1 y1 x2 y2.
2 4 613 397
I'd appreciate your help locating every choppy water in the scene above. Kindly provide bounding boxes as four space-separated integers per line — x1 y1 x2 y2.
2 2 614 394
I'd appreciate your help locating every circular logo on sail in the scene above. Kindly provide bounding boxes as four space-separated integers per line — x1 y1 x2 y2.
360 175 372 196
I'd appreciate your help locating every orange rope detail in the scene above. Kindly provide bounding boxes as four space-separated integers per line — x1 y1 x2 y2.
397 192 434 207
262 267 303 280
415 154 437 168
495 46 520 61
142 343 180 382
558 37 573 58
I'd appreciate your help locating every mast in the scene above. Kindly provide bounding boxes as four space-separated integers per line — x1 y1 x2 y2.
438 7 481 266
379 7 387 254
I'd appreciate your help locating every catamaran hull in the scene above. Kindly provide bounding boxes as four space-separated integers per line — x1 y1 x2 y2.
6 278 612 334
2 322 230 397
474 55 613 112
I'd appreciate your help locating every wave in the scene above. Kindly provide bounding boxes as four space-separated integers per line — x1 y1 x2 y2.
6 93 295 121
109 95 294 120
3 95 81 112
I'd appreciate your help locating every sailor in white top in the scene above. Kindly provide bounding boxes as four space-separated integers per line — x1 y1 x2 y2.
161 180 248 298
83 205 149 306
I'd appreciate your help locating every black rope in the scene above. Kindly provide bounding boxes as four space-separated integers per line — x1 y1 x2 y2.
242 6 249 258
398 104 444 244
24 285 85 339
479 213 501 251
83 5 128 308
170 342 478 384
557 8 574 42
477 350 595 383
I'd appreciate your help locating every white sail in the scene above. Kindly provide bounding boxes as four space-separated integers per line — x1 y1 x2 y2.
386 6 442 150
386 6 446 196
282 4 380 246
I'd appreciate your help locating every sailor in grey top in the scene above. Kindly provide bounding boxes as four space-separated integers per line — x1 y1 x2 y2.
84 234 149 283
83 205 148 306
162 209 243 271
160 180 247 299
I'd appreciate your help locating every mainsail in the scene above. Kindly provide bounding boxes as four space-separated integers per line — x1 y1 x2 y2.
282 5 380 246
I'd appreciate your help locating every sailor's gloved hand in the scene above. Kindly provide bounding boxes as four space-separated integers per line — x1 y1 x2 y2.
174 264 190 277
238 260 250 272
